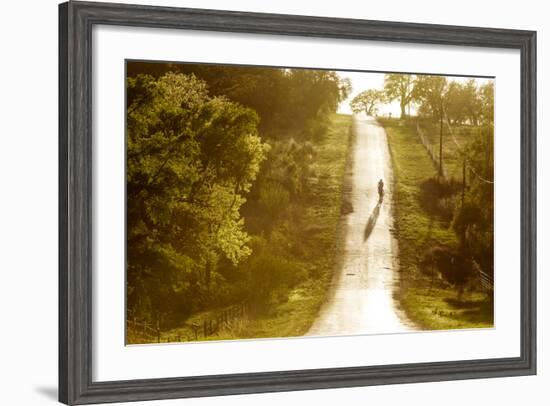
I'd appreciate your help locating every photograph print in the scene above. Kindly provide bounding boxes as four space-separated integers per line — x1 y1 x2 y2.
125 61 494 345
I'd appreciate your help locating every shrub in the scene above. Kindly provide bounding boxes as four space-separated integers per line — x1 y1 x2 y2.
421 245 475 298
259 182 290 224
419 177 461 221
245 252 307 312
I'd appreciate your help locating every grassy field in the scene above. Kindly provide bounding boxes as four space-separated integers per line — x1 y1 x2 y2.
158 113 354 342
380 118 493 331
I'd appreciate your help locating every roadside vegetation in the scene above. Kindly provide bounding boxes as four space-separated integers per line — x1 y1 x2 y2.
126 62 352 343
382 118 493 330
373 74 494 330
163 114 352 341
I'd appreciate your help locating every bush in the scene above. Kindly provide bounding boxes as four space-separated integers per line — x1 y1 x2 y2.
302 117 330 141
259 182 290 224
245 252 307 312
419 177 461 221
421 245 475 297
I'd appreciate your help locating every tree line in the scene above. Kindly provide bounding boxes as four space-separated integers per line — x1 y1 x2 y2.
126 62 350 327
351 73 493 124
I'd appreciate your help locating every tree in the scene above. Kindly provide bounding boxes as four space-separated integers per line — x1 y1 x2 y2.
444 80 481 125
421 246 474 298
350 89 384 116
413 75 449 176
339 77 353 102
383 74 415 119
282 70 351 139
453 118 494 283
444 81 468 125
462 80 482 126
446 79 494 290
127 62 350 141
479 82 494 124
413 75 449 120
126 72 269 322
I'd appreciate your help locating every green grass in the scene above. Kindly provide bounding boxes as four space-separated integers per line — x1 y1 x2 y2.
380 118 493 330
380 118 457 275
160 113 354 342
402 287 494 330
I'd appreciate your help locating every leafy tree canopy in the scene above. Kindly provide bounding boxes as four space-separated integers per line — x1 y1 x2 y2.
384 74 416 118
412 75 449 120
127 72 269 319
350 89 384 116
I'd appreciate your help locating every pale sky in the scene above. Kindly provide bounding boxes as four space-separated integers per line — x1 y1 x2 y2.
337 71 396 116
336 71 493 116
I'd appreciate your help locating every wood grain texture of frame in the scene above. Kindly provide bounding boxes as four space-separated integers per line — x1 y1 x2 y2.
59 1 537 404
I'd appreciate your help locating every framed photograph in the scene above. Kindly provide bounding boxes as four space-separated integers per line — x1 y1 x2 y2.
59 1 536 404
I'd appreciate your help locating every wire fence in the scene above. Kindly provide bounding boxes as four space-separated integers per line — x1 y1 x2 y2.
415 121 447 178
471 260 494 292
127 301 249 344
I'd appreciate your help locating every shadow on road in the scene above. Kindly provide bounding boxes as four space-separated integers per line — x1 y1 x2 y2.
363 201 382 242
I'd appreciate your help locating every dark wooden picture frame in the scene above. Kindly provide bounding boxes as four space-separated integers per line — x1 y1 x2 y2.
59 1 536 404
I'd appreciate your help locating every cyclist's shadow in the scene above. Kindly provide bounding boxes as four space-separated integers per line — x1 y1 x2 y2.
363 200 382 242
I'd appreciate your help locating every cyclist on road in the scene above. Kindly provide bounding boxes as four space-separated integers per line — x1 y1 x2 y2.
377 179 384 202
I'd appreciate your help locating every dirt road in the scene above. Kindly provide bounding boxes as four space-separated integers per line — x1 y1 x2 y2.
308 114 415 336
